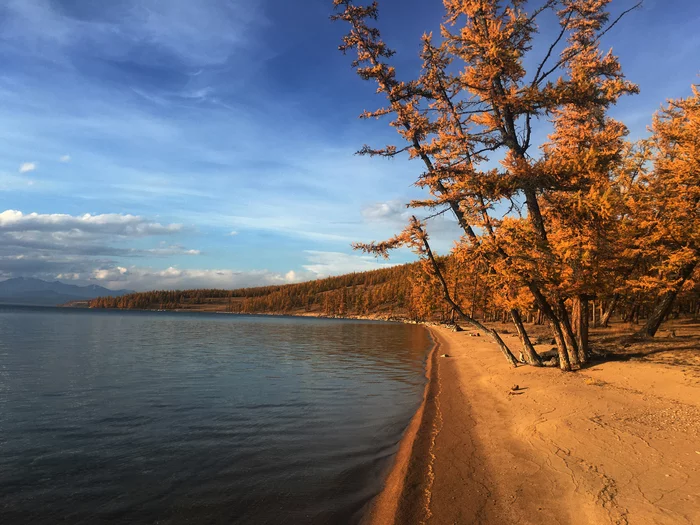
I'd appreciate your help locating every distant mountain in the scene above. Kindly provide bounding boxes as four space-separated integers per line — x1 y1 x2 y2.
0 277 133 306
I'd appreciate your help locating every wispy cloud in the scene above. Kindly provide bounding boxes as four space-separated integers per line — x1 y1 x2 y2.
36 250 389 291
302 251 394 277
59 154 71 163
2 0 268 67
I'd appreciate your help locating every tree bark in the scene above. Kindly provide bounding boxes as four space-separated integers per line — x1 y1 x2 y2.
639 260 698 337
510 309 543 366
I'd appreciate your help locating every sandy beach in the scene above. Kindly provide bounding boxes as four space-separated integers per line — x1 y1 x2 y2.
365 324 700 525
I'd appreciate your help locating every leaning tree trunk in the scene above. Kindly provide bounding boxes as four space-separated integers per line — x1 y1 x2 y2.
453 306 518 367
640 261 698 337
556 299 583 368
527 287 573 371
510 309 543 366
416 225 519 367
571 295 590 363
600 294 619 328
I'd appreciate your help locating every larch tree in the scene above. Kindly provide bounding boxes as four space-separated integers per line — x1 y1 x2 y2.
625 86 700 337
332 0 639 370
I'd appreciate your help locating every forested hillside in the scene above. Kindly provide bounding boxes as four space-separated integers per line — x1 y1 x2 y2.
89 262 444 319
89 256 699 329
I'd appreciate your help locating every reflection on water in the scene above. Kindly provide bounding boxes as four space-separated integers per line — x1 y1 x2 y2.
0 307 431 524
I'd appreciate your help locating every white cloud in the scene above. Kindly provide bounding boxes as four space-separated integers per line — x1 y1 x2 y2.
360 200 465 254
228 230 238 236
0 247 397 292
302 251 394 278
0 210 202 283
87 265 302 291
59 154 71 162
19 162 36 174
362 200 408 223
0 209 182 236
144 245 200 256
56 272 81 280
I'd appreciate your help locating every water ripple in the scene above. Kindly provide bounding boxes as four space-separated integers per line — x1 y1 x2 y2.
0 306 431 525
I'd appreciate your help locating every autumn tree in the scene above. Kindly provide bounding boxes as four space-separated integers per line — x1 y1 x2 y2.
332 0 641 370
622 87 700 336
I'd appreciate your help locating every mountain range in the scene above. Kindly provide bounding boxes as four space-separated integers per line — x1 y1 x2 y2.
0 277 133 306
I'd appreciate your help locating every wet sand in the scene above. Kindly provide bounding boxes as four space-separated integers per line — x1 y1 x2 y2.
366 325 700 524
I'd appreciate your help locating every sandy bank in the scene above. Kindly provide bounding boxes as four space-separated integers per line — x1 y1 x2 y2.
366 325 700 525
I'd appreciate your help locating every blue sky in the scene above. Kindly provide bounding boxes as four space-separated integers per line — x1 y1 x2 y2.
0 0 698 291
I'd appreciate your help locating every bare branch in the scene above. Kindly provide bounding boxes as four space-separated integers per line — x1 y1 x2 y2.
421 207 451 221
532 11 573 87
536 2 642 86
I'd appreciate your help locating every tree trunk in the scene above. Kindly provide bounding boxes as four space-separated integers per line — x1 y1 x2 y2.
557 299 582 368
639 261 698 337
525 287 573 371
469 271 478 318
455 309 518 367
632 303 640 324
572 295 589 363
592 299 597 328
546 318 571 371
510 309 543 366
601 294 619 327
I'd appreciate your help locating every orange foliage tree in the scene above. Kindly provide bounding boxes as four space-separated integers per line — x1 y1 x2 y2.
332 0 651 370
622 87 700 336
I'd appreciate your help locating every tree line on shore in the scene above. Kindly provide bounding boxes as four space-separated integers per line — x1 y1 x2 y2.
89 265 416 316
90 253 698 343
332 0 699 370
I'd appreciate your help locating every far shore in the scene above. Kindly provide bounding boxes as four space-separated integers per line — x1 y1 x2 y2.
61 302 426 324
364 322 700 525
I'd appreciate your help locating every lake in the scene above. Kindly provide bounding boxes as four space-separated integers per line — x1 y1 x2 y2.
0 306 432 524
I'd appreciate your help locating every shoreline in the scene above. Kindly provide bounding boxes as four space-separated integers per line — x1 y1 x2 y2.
362 325 700 525
360 325 441 525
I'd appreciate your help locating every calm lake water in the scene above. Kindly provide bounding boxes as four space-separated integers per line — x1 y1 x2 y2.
0 306 432 524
